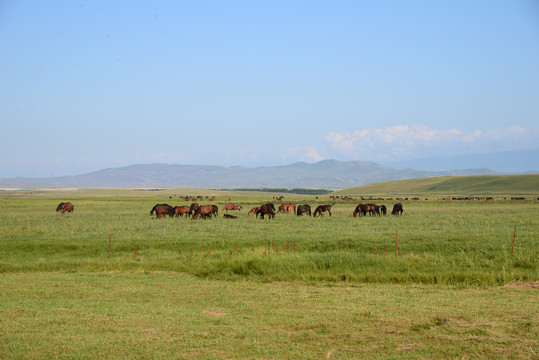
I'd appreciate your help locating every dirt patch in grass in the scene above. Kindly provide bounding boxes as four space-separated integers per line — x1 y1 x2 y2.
502 281 539 289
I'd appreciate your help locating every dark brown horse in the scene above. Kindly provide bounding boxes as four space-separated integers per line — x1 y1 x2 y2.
296 204 311 216
278 202 296 213
189 202 199 216
353 204 379 217
256 203 275 219
391 203 403 216
211 205 219 217
150 204 174 219
56 202 74 214
173 206 191 217
223 214 237 219
313 203 334 217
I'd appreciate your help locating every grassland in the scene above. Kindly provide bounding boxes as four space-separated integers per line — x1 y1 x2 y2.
0 186 538 359
337 174 539 196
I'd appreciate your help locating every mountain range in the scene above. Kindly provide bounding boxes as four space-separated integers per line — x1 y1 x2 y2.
0 159 511 189
380 148 539 174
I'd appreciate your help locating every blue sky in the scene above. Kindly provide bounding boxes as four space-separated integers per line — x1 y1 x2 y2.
1 0 538 177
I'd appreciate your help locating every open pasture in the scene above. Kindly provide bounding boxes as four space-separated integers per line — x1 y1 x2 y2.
1 188 538 359
0 189 537 285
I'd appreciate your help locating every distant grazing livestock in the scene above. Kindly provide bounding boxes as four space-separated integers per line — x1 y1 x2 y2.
353 204 379 217
150 204 174 219
173 206 191 217
256 203 276 219
313 203 334 217
296 204 311 216
278 203 296 214
56 202 74 214
192 205 214 220
223 214 237 219
391 203 403 216
248 207 260 217
222 203 242 212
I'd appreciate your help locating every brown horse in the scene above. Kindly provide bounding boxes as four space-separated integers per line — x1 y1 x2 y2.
223 214 237 219
173 206 191 217
150 204 174 218
296 204 311 216
189 202 199 216
256 203 276 219
278 202 296 213
56 202 74 214
152 204 173 219
313 203 334 217
248 207 260 217
192 205 214 220
211 205 219 217
353 204 379 217
222 203 242 212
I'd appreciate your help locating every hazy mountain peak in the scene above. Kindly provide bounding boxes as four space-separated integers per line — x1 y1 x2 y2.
0 159 505 189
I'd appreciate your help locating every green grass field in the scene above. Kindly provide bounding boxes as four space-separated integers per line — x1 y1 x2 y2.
338 174 539 196
1 186 538 359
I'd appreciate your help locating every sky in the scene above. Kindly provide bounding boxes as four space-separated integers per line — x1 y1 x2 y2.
1 0 538 177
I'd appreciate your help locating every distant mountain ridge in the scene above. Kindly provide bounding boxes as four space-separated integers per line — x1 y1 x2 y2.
381 148 539 173
0 159 504 189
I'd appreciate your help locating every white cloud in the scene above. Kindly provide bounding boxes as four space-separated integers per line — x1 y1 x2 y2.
324 125 538 161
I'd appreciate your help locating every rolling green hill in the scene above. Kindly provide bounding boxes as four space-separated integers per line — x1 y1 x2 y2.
334 174 539 196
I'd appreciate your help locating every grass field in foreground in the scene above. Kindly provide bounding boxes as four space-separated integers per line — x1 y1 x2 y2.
0 188 537 359
1 272 537 359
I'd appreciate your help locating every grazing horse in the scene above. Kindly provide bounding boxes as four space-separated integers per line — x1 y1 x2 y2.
313 203 334 217
192 205 214 220
278 202 296 213
256 203 276 219
173 206 191 217
353 204 379 217
153 204 174 219
150 203 174 218
223 203 242 212
248 207 260 217
56 202 74 214
189 202 199 216
223 214 237 219
211 205 219 217
296 204 311 216
391 203 403 216
379 205 387 216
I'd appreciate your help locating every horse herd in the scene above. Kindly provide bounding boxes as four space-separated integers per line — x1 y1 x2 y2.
55 201 404 219
147 202 404 220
